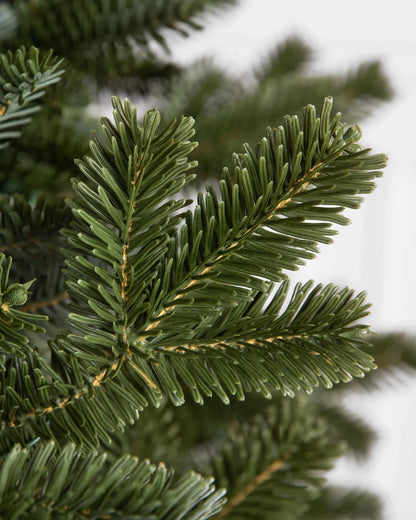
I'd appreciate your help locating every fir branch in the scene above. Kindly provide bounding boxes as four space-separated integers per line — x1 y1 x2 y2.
0 281 373 452
0 98 385 453
4 0 236 67
140 282 376 400
344 61 393 103
326 333 416 391
207 401 343 520
0 105 94 194
319 404 377 461
161 47 391 180
305 486 382 520
0 254 47 357
0 441 226 519
0 4 394 517
143 98 386 335
104 398 182 466
64 96 198 353
215 457 287 519
0 194 70 323
0 46 64 149
0 194 70 255
254 36 312 81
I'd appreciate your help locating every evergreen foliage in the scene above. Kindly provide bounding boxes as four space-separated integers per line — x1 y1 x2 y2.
0 1 413 519
0 92 388 516
0 1 392 195
204 401 343 519
0 46 63 149
161 39 392 179
0 441 225 519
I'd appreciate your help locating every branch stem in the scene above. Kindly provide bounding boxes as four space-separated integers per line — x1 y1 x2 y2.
141 162 322 337
213 455 288 519
20 291 69 312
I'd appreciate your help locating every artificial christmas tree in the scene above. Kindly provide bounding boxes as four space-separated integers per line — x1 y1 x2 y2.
0 1 414 518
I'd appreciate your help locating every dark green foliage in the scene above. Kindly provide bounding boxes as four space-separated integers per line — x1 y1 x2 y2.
0 4 17 41
0 3 392 195
363 333 416 384
0 46 63 149
161 38 392 179
0 0 237 100
0 441 225 519
324 333 416 392
304 486 382 520
95 392 384 519
105 399 182 466
318 404 376 461
106 398 350 519
344 61 393 105
204 401 343 519
0 99 387 459
0 194 70 330
0 2 407 518
0 0 236 195
0 101 96 195
255 37 312 81
63 98 383 406
2 0 236 67
0 254 47 355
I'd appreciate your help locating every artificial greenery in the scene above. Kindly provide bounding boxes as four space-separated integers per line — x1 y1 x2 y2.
0 46 63 149
0 1 414 518
0 0 392 195
0 86 387 517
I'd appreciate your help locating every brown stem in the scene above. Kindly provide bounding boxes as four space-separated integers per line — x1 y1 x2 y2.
20 291 69 312
0 237 42 253
140 163 322 338
213 456 289 519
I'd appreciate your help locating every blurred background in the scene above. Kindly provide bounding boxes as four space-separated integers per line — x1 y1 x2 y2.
158 1 415 517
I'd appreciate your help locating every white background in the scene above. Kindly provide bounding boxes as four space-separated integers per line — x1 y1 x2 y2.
165 1 416 518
